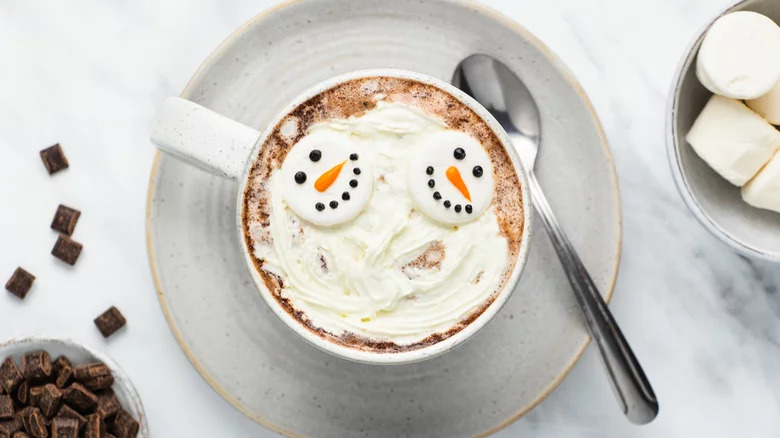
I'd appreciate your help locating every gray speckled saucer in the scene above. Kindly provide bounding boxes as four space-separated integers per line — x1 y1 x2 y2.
145 0 621 436
0 336 149 437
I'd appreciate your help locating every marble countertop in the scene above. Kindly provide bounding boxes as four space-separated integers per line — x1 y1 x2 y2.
1 0 779 436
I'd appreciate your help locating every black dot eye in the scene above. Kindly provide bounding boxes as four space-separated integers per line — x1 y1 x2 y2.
294 171 307 184
353 168 361 175
342 191 350 201
315 202 325 211
472 165 483 178
426 166 434 175
349 179 358 188
309 150 322 162
454 204 462 213
443 200 451 208
428 179 435 188
433 191 441 200
329 201 339 209
349 153 358 161
453 148 466 160
465 205 473 214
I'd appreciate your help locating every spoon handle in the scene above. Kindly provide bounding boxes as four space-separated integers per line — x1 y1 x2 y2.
525 170 658 424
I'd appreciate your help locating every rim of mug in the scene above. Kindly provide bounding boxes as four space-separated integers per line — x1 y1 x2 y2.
235 68 533 365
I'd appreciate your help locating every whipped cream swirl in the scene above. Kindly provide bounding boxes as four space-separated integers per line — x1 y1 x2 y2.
255 100 510 345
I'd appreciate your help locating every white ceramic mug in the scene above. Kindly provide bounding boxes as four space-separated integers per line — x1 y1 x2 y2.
150 69 532 364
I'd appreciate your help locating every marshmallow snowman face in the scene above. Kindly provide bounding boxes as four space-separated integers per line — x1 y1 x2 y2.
280 131 373 227
407 131 494 224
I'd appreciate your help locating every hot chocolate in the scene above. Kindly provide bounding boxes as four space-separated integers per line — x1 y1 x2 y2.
241 76 524 353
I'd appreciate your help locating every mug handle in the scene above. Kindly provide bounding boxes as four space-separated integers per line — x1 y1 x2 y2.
149 97 260 180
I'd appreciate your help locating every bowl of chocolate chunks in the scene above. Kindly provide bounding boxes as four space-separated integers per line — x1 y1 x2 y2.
0 336 147 438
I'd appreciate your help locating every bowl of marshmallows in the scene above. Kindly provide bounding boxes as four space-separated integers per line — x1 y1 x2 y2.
668 0 780 261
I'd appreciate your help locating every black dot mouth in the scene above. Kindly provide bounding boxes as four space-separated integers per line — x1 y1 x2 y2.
424 165 478 215
310 155 362 213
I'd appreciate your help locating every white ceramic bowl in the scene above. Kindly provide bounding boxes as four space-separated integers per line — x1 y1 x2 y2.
667 0 780 261
0 336 148 437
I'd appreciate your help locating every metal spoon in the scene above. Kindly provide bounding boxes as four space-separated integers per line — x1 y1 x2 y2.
453 54 658 424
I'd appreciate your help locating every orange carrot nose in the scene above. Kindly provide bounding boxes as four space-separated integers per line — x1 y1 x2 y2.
446 166 471 202
314 160 346 192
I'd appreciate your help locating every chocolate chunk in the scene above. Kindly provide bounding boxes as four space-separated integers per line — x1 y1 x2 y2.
5 268 35 300
61 384 95 413
51 236 82 266
50 206 80 236
0 395 12 420
0 415 22 435
72 365 112 392
39 144 69 175
82 415 103 438
50 417 77 438
53 368 70 390
0 360 23 394
29 385 59 417
53 406 84 430
50 359 69 377
18 407 46 438
93 308 126 338
21 353 51 384
80 375 111 393
107 410 137 438
26 389 40 410
15 383 28 406
95 390 119 420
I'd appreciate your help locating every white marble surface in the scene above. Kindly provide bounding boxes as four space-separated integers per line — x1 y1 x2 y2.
1 0 779 436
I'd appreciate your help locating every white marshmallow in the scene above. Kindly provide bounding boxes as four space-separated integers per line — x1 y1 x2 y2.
742 151 780 214
696 11 780 99
280 130 373 227
747 80 780 124
686 95 780 186
407 130 494 225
